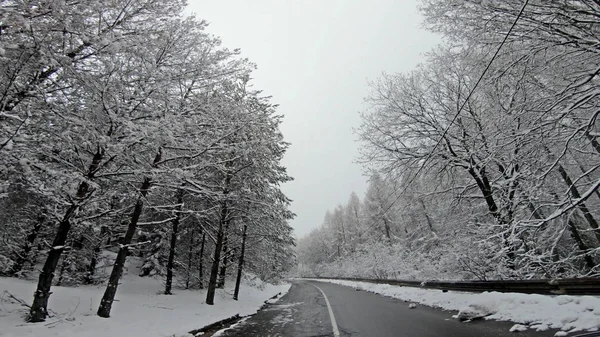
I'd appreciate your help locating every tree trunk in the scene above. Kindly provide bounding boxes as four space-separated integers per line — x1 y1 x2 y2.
585 131 600 155
233 225 247 301
530 199 594 270
206 172 231 305
165 190 184 295
467 165 502 222
83 245 101 285
382 218 391 241
353 207 362 246
217 220 230 288
10 213 45 275
467 163 517 269
567 217 596 270
419 199 435 233
206 202 227 305
28 205 76 322
185 229 195 290
28 148 103 322
556 163 600 244
340 217 346 247
198 232 206 289
572 153 600 202
97 177 151 318
56 250 70 286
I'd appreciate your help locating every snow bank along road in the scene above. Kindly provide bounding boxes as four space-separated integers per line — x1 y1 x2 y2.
0 274 290 337
215 280 558 337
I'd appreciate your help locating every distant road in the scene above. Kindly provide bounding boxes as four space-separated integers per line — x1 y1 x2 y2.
219 280 557 337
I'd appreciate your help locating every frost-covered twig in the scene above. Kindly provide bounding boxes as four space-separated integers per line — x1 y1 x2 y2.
138 217 177 226
118 240 151 249
541 178 600 223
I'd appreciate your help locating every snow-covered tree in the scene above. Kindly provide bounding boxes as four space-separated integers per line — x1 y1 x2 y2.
1 0 295 322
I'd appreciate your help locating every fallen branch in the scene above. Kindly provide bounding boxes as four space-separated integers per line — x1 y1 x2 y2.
3 291 30 308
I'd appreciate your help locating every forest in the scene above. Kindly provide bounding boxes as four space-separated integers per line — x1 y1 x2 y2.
298 0 600 281
0 0 295 322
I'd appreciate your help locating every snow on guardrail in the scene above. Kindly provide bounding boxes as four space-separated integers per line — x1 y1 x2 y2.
307 276 600 295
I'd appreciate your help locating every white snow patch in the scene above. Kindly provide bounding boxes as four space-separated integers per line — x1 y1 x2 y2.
308 279 600 335
0 264 290 337
265 302 302 310
510 324 529 332
212 316 250 337
455 302 495 321
532 323 550 331
265 291 288 304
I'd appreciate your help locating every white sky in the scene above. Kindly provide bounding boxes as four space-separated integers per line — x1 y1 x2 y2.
186 0 440 237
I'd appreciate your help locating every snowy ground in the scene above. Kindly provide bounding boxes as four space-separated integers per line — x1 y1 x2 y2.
308 279 600 336
0 262 290 337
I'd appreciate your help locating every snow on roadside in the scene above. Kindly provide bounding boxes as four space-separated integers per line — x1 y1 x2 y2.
212 316 251 337
309 279 600 336
0 274 290 337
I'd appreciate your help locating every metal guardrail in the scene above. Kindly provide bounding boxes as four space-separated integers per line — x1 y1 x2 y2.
572 332 600 337
306 277 600 295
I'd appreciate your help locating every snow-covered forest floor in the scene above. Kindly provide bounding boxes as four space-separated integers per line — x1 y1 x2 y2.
0 258 290 337
309 279 600 336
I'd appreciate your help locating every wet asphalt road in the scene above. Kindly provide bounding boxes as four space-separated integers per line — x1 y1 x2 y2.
218 280 558 337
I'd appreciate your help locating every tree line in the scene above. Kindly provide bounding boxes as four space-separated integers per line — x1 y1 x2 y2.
0 0 295 322
298 0 600 281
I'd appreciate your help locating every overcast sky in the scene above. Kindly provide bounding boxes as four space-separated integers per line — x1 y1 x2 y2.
186 0 440 237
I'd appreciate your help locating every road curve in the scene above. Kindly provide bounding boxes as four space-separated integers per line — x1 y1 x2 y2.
218 280 557 337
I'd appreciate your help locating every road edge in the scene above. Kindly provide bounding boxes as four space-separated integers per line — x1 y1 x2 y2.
307 281 341 337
